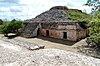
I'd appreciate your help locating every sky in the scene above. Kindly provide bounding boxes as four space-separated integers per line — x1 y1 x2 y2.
0 0 92 20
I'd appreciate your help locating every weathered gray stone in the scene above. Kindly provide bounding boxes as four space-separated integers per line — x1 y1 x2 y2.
0 35 100 66
28 45 45 50
29 45 39 50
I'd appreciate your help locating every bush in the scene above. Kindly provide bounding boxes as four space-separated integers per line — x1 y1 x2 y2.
0 19 24 36
0 22 10 36
87 11 100 48
87 35 100 48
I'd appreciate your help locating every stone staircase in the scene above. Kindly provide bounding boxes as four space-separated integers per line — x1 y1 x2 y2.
22 23 39 38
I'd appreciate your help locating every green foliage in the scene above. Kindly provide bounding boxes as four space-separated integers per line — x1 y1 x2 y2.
85 0 100 12
88 11 100 35
0 22 10 35
0 19 3 25
65 9 91 23
9 19 24 32
87 11 100 48
92 11 100 18
87 33 100 47
85 0 100 47
63 6 68 10
0 19 24 36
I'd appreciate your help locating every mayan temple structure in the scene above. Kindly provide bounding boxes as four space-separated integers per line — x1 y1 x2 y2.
22 6 88 41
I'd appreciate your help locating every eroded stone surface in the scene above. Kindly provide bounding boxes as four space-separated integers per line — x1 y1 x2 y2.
0 35 100 66
0 43 100 66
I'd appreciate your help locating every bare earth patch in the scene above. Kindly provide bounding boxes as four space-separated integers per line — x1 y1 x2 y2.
16 36 78 52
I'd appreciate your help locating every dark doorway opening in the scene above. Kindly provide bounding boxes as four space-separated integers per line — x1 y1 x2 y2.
37 28 40 36
46 30 49 36
63 32 67 39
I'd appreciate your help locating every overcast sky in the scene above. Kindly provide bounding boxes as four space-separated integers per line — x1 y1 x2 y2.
0 0 91 20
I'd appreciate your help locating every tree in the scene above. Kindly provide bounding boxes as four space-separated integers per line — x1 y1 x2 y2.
0 19 24 36
86 0 100 48
0 22 11 36
10 19 24 34
0 19 3 25
12 20 24 34
85 0 100 12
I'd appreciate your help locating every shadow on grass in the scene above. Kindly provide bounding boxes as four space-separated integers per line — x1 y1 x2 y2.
37 36 77 46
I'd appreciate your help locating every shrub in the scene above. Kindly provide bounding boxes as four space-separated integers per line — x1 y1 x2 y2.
87 11 100 48
0 19 24 36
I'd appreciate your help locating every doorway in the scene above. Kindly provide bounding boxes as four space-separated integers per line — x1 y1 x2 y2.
46 30 49 36
37 28 40 36
63 32 67 39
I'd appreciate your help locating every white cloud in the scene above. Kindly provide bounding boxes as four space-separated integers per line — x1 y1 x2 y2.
19 0 91 13
0 0 92 20
0 0 19 4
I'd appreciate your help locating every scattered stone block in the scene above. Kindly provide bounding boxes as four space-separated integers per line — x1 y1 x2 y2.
28 45 45 50
28 45 39 50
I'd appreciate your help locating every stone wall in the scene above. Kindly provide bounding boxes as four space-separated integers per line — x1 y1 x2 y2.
39 28 78 41
67 30 77 41
39 28 46 36
22 22 87 41
49 30 62 39
39 29 62 39
21 23 39 38
57 25 77 30
76 29 87 41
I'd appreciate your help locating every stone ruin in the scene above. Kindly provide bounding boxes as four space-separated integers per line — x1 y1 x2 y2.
22 6 88 41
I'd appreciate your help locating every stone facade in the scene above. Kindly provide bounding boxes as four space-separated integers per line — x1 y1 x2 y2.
22 6 88 41
38 21 87 41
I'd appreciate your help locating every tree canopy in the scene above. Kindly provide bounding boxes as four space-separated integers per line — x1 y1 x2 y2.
86 0 100 48
85 0 100 12
0 19 24 36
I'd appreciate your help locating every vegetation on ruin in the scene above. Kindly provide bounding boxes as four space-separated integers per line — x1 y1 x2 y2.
50 6 91 23
67 9 91 23
50 6 68 10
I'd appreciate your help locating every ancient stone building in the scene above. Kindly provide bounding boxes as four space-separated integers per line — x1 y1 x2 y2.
22 6 88 41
